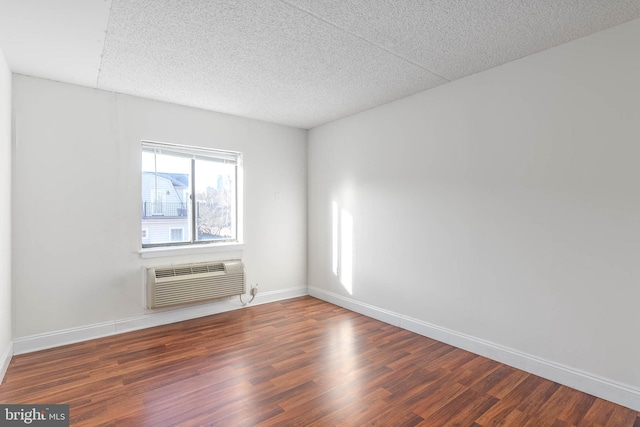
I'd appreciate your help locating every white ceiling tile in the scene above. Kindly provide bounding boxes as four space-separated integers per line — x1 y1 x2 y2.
284 0 640 80
0 0 111 87
97 0 446 128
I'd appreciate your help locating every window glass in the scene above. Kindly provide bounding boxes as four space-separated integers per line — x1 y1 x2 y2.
141 142 240 248
194 158 237 242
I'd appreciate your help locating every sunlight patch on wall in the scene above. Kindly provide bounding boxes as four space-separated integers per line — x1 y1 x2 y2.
340 209 353 294
332 201 339 276
332 201 353 295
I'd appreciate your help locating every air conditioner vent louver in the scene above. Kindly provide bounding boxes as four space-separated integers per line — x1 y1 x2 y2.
172 267 193 276
190 265 210 274
154 263 226 278
154 269 178 278
146 260 245 309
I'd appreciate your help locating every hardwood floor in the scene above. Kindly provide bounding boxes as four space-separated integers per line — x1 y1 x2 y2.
1 296 638 426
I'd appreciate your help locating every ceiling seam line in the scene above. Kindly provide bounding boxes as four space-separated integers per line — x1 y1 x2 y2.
278 0 450 82
96 0 116 88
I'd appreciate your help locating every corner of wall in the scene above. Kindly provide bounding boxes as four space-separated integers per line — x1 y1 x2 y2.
0 46 13 384
0 341 13 384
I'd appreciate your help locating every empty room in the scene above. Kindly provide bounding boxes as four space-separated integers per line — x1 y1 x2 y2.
0 1 639 425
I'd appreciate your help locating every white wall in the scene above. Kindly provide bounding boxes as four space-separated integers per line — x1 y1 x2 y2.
0 46 12 380
309 18 640 398
12 75 307 339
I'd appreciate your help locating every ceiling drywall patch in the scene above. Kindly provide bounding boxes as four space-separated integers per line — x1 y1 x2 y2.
0 0 113 88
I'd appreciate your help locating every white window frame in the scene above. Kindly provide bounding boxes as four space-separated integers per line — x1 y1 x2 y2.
141 140 243 252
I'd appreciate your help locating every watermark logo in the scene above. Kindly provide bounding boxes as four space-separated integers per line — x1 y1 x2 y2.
0 405 69 426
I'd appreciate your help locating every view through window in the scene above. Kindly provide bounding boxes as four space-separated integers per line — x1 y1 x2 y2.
141 141 241 247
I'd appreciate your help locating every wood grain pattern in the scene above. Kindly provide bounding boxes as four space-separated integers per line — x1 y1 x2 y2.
1 296 638 426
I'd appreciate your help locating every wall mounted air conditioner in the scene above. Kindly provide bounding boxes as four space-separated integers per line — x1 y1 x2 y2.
146 260 245 309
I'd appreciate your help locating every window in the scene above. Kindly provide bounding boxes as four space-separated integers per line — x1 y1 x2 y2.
170 228 184 242
141 141 241 248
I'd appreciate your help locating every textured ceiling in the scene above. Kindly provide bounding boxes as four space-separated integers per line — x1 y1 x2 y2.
0 0 638 129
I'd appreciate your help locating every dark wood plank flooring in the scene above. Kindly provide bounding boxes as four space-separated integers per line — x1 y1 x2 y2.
1 296 638 426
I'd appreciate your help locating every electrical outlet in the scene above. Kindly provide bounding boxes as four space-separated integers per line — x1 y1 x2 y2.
250 284 258 297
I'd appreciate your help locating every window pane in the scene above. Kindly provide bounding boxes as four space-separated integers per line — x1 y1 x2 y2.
141 151 192 245
194 158 236 242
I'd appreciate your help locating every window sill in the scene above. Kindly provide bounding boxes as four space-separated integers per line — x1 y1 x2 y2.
140 242 244 259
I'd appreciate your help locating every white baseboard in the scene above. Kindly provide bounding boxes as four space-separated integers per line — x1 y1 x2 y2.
13 286 308 355
0 340 13 384
308 286 640 412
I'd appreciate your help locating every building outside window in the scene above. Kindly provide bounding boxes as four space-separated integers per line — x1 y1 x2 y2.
141 141 241 248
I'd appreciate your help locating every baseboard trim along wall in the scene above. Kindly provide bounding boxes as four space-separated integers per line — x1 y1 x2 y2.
12 286 308 356
0 341 13 384
308 286 640 412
